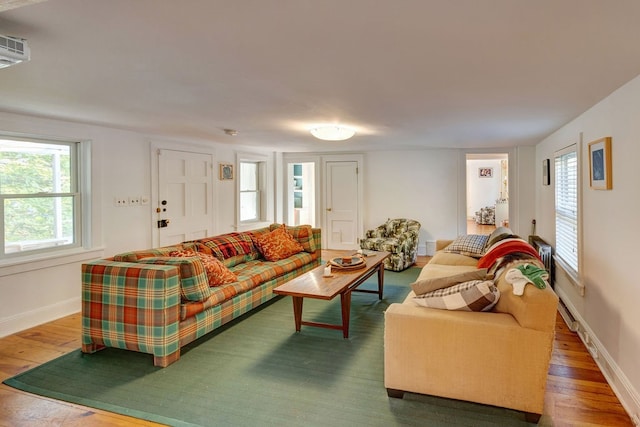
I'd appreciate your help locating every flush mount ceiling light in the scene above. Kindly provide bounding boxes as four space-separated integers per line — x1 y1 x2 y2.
309 125 356 141
223 128 238 136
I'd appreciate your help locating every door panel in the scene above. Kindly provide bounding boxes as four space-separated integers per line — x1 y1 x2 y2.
158 149 213 246
325 161 359 250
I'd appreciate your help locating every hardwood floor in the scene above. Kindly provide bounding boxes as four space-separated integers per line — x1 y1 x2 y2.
0 253 634 426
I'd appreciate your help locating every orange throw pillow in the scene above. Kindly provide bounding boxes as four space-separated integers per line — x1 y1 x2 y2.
254 226 304 261
169 249 238 287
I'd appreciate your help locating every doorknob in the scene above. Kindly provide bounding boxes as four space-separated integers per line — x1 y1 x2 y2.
326 208 332 212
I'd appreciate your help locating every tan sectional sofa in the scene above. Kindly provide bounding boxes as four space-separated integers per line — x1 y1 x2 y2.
384 230 559 423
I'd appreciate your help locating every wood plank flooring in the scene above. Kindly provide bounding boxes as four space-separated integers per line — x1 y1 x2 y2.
0 253 634 426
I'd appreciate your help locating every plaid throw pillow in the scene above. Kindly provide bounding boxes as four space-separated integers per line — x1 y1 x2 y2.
413 280 499 312
444 234 490 258
141 256 211 302
269 224 316 253
170 250 238 287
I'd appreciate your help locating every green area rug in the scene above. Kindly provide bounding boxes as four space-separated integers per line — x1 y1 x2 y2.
4 268 534 426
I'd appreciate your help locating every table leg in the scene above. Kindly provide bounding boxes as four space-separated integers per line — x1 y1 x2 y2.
377 264 385 300
340 291 352 339
292 296 303 332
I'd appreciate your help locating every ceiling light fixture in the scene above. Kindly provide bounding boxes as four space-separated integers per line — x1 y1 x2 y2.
223 128 238 136
309 125 356 141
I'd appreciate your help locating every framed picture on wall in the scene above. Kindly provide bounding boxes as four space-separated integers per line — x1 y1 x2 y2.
542 158 550 186
219 163 234 180
478 167 493 178
588 137 612 190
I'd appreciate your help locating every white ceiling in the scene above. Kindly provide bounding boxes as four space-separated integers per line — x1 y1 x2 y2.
2 0 640 152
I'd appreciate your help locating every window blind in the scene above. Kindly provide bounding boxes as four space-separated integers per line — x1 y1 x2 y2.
555 146 578 274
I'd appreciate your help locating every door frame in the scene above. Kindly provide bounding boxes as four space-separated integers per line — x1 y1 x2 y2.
321 154 364 250
458 148 517 236
150 141 217 248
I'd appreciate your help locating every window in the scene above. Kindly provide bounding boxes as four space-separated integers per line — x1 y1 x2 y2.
555 145 578 276
1 136 82 258
239 159 266 223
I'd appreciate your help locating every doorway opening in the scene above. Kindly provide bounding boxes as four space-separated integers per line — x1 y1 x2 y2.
287 162 316 226
466 153 509 235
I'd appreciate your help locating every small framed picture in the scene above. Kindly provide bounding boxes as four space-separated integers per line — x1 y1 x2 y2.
478 167 493 178
588 137 612 190
542 158 550 186
219 163 234 180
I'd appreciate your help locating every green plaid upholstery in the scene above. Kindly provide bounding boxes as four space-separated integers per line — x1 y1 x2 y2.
81 260 182 367
82 227 321 367
180 252 317 319
179 255 320 344
140 256 211 302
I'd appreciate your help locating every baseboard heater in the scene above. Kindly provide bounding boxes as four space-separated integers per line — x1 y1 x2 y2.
528 235 554 287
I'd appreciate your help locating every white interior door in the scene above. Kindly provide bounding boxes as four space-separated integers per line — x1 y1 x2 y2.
158 149 214 246
325 160 359 250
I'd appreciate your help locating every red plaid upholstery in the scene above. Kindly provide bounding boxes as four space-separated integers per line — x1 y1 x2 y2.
82 226 321 367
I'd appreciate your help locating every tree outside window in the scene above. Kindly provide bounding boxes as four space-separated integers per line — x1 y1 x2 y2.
0 137 80 256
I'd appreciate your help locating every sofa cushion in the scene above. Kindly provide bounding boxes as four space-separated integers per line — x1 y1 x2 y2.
140 256 211 302
269 224 316 253
443 234 490 258
169 249 238 287
429 251 479 267
411 268 488 296
413 280 499 312
193 232 259 267
254 226 304 261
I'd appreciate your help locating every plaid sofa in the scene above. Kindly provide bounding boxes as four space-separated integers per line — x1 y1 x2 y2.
82 225 321 367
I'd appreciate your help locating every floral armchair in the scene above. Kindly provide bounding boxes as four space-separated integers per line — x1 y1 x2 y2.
360 218 421 271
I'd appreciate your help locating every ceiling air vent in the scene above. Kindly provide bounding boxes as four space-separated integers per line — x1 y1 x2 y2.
0 34 30 69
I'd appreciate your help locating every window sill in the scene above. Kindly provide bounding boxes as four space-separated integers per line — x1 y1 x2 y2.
554 255 585 296
0 247 104 277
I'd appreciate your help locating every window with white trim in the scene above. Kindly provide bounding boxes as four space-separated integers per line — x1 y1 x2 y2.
1 136 83 258
239 160 265 223
554 145 578 276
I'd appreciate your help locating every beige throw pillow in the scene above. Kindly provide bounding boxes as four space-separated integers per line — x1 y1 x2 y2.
411 268 488 296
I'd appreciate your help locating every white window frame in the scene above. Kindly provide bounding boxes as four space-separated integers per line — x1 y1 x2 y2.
0 133 90 262
237 152 268 226
554 144 581 288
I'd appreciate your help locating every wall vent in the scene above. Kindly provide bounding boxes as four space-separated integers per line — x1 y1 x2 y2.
0 34 30 69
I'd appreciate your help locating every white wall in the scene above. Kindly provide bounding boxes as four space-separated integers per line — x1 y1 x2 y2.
363 149 461 245
535 74 640 420
0 111 272 336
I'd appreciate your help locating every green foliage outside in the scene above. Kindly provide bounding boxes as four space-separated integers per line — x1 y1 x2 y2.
0 148 74 244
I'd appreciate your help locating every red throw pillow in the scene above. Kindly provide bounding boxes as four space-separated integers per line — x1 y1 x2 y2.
169 249 238 287
254 226 304 261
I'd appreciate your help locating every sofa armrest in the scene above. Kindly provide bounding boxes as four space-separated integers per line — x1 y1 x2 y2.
384 302 554 414
435 240 454 251
494 269 559 332
81 260 182 366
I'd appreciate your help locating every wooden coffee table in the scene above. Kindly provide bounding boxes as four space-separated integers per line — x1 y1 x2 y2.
273 250 391 338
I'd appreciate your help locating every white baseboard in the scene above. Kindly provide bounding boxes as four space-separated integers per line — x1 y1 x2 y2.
0 297 80 338
556 289 640 425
